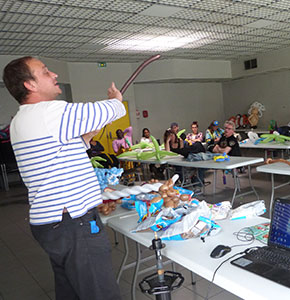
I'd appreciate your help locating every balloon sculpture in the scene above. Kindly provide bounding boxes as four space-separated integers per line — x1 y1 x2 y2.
248 102 265 128
117 135 178 161
260 133 290 143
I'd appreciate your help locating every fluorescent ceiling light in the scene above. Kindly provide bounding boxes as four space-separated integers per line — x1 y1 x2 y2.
140 4 183 17
102 33 208 52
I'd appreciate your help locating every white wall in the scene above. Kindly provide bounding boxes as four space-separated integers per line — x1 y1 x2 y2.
222 69 290 128
231 45 290 79
0 55 70 127
134 58 232 82
67 62 139 139
134 82 224 142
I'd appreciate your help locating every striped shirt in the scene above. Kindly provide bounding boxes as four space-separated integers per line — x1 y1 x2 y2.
10 99 126 225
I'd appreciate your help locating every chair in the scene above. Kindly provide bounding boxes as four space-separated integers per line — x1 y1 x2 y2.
0 141 20 191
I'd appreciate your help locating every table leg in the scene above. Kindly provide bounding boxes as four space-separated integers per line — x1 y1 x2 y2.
191 272 197 285
132 242 141 300
117 235 129 283
213 170 216 194
264 150 267 161
247 165 259 200
231 169 238 206
113 229 119 245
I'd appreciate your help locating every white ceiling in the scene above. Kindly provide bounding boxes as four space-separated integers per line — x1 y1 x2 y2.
1 0 290 63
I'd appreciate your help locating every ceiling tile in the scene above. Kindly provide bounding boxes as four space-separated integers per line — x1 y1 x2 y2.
0 0 290 62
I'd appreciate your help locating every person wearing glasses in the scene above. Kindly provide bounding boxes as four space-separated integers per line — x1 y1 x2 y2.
212 120 241 156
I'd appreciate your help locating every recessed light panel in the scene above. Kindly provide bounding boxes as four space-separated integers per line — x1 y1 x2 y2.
140 4 184 18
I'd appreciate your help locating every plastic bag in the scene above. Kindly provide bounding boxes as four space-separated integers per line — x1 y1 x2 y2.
230 200 266 220
135 194 163 222
159 201 220 240
208 201 232 220
132 208 182 232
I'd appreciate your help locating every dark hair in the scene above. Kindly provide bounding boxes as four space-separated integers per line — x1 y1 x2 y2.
191 121 198 127
116 129 122 135
208 121 218 133
163 129 171 144
142 128 150 137
2 56 35 104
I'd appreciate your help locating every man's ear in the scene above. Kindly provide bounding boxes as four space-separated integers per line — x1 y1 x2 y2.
24 80 37 92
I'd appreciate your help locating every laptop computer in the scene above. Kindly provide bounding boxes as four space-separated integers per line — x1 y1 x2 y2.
231 198 290 288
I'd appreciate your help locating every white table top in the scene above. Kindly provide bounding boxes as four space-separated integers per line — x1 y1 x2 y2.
256 160 290 176
166 156 263 170
107 214 290 300
100 205 137 225
240 141 290 150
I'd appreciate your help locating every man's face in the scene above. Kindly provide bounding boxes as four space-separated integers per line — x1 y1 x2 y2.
26 58 62 100
171 125 179 134
224 124 234 137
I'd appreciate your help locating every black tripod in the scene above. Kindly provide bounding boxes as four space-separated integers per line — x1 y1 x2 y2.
139 233 184 300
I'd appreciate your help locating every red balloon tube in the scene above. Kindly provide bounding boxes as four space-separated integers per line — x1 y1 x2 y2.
120 54 161 95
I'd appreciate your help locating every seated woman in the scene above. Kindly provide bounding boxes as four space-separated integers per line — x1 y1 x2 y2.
112 126 136 184
87 139 118 168
186 121 203 144
164 124 186 156
112 126 133 154
205 120 224 151
140 128 152 144
185 121 205 153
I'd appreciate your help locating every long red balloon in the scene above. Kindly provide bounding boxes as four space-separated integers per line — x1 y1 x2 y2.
120 54 161 95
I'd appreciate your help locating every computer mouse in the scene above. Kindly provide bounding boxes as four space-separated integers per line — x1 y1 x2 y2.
210 245 232 258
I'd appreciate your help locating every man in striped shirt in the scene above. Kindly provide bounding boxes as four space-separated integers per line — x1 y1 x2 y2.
3 56 126 300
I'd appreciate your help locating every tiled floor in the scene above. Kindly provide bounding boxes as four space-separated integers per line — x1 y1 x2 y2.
0 154 290 300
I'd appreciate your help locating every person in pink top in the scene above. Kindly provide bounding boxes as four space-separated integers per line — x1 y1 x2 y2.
112 126 133 153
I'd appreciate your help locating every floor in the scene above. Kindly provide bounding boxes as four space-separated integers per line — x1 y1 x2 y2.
0 151 289 300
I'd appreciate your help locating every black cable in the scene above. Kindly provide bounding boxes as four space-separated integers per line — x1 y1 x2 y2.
204 227 258 300
204 246 260 300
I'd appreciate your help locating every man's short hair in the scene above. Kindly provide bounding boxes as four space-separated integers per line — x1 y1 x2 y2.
2 56 35 104
224 120 236 131
170 122 178 128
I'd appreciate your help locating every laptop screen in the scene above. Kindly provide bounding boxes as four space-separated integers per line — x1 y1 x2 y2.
268 198 290 250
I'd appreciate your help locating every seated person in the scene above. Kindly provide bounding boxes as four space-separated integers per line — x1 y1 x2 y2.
112 126 133 154
112 126 136 184
185 121 205 154
212 121 241 156
164 122 186 155
87 139 118 168
205 120 224 149
140 128 152 143
186 121 203 144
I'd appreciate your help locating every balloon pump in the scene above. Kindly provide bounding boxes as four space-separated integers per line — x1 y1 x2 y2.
139 232 184 300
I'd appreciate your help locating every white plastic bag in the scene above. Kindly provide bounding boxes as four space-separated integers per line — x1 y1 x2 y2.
230 200 266 220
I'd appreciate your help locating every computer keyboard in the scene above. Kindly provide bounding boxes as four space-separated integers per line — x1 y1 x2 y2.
248 247 290 270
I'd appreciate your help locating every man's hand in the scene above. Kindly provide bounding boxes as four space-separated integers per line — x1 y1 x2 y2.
108 82 122 102
82 130 101 145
